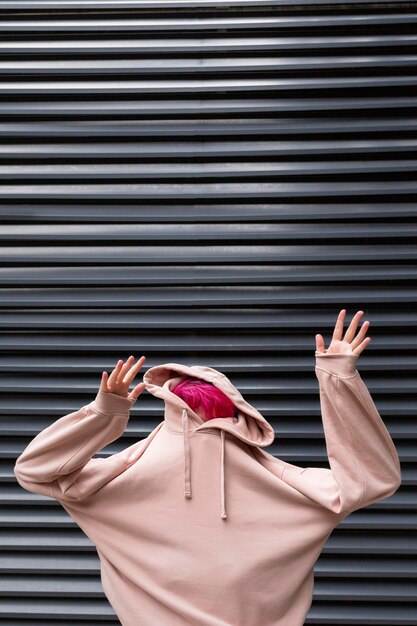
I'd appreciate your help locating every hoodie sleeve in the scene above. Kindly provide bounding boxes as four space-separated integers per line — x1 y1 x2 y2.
14 389 137 504
280 351 402 517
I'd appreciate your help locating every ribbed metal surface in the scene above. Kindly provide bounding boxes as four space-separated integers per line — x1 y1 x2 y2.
4 0 414 624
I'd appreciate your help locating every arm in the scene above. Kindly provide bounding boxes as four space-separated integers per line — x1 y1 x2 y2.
14 389 137 503
281 309 401 517
14 354 147 504
280 350 401 517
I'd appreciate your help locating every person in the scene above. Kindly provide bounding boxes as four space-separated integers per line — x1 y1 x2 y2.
14 309 401 626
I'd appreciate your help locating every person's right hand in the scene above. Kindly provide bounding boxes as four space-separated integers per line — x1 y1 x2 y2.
99 355 147 401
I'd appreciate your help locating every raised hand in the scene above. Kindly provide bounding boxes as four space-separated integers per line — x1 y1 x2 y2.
315 309 371 357
99 355 147 401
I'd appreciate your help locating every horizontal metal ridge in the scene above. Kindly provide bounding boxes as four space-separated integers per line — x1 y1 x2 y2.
1 223 417 242
0 241 417 264
0 267 416 286
1 0 415 8
2 15 417 33
1 34 417 55
2 392 412 417
1 181 417 198
0 354 414 370
0 203 415 221
315 556 417 578
2 577 416 600
1 97 416 116
0 550 99 567
1 371 413 390
313 580 417 601
0 326 417 346
1 76 417 95
308 603 417 623
0 598 115 618
3 161 417 179
1 0 414 8
2 55 417 74
1 621 118 626
0 283 417 302
1 118 417 137
3 140 417 159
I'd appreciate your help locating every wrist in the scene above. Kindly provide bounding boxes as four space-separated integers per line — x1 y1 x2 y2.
315 350 359 377
92 388 137 415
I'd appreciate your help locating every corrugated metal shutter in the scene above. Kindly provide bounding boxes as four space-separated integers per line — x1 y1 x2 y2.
5 0 412 624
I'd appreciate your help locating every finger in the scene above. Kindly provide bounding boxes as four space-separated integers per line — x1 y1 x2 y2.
351 319 370 351
108 359 124 386
128 381 147 400
352 336 371 356
123 355 147 386
116 355 136 384
332 309 346 342
315 334 326 353
344 310 365 343
99 371 108 392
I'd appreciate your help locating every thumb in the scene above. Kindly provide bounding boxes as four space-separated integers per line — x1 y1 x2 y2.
99 371 109 392
315 334 326 353
128 382 146 401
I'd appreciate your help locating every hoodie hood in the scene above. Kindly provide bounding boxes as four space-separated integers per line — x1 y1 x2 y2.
143 363 275 520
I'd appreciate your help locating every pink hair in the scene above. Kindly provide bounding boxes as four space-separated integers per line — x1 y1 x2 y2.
171 377 237 422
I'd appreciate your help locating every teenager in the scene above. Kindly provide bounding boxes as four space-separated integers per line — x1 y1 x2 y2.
14 309 401 626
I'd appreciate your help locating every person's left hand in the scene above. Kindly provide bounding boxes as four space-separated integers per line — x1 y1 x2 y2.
315 309 371 357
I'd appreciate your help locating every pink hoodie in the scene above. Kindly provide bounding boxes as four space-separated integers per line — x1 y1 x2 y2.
14 352 401 626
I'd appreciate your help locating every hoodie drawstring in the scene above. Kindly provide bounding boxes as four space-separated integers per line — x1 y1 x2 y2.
182 408 227 520
220 430 227 519
182 409 191 498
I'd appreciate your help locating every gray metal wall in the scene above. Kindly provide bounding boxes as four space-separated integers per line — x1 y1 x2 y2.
5 0 414 624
